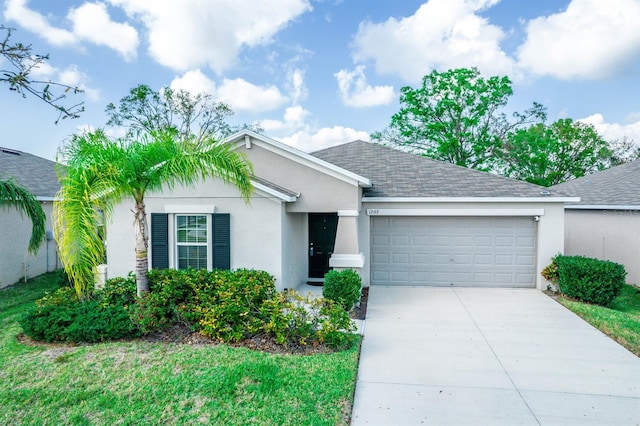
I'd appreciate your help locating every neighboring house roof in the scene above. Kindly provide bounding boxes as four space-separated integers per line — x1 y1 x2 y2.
0 147 60 198
312 140 565 199
552 159 640 208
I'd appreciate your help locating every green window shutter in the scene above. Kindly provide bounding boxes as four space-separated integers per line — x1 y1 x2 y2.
212 213 230 270
151 213 169 269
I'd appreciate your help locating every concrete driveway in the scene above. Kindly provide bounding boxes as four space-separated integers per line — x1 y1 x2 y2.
350 286 640 425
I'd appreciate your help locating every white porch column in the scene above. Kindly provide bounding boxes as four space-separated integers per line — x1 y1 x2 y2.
330 210 365 270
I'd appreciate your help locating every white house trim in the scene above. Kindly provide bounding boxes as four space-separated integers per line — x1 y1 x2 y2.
337 210 359 217
164 205 216 214
366 208 545 217
252 181 298 202
329 253 365 268
565 205 640 210
225 130 372 189
363 196 580 203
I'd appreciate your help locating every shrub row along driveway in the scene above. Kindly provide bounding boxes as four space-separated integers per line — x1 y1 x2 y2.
351 287 640 425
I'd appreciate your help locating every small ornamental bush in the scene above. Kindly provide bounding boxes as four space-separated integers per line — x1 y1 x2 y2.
192 269 276 342
323 269 361 311
20 286 138 343
549 255 627 306
260 290 356 349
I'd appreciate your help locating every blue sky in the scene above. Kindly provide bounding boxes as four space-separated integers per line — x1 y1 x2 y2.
2 0 640 161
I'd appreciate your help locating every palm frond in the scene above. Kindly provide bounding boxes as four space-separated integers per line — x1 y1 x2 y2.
0 178 46 254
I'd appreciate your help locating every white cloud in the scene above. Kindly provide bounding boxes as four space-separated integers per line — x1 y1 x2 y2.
170 70 216 95
261 105 311 132
579 113 640 144
335 66 395 107
517 0 640 80
68 2 138 61
280 126 370 152
216 78 288 112
108 0 312 73
4 0 76 46
170 72 288 113
5 0 138 60
288 69 308 104
352 0 515 82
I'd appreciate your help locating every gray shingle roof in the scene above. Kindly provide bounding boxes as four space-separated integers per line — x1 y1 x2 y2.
312 140 561 198
0 147 60 198
552 159 640 206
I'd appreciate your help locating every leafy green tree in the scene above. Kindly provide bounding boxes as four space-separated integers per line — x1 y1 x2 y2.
1 25 83 122
502 119 611 186
54 130 253 298
0 179 46 254
372 67 546 170
607 136 640 166
105 84 260 144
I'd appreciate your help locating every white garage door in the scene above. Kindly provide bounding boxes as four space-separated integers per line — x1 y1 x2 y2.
371 216 536 287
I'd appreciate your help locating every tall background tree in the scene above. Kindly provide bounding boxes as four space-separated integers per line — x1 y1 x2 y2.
1 25 83 122
375 67 639 184
105 84 261 144
372 67 546 171
501 119 611 186
0 179 46 254
54 129 253 297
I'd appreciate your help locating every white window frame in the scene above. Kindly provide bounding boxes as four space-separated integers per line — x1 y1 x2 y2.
169 214 213 270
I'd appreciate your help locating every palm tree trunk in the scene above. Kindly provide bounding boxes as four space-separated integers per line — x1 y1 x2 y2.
134 198 150 297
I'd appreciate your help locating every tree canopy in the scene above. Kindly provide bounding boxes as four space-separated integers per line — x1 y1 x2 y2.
372 67 545 171
374 67 638 185
54 130 254 297
105 84 260 144
1 25 83 122
0 179 46 254
501 118 611 187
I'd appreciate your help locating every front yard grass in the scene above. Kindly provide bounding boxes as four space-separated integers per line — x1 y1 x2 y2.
0 273 360 425
557 284 640 356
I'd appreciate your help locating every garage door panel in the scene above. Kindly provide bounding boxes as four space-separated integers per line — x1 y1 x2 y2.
371 216 536 288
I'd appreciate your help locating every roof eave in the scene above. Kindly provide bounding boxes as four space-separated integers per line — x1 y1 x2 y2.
565 204 640 210
363 196 580 203
225 130 372 188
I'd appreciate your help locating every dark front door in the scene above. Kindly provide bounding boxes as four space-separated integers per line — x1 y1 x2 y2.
308 213 338 278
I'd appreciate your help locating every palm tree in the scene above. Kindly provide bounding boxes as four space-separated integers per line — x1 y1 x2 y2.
54 129 253 298
0 178 46 254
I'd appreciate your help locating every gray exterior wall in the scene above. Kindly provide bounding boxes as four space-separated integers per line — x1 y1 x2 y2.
565 209 640 285
237 143 361 212
358 201 565 290
0 202 58 288
106 179 291 289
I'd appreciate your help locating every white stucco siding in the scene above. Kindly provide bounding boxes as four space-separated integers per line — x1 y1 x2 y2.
238 144 360 212
360 201 565 290
565 209 640 285
0 202 58 288
105 179 286 287
281 211 307 290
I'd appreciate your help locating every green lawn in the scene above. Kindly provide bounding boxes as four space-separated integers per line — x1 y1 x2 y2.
0 273 360 425
557 284 640 356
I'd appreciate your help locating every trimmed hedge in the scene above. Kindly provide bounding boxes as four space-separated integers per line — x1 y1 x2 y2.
552 255 626 306
323 269 361 311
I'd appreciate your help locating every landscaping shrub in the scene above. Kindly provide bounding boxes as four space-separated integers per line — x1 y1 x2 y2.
323 269 361 311
129 268 277 341
192 269 276 342
20 287 138 343
261 290 357 349
551 255 626 306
